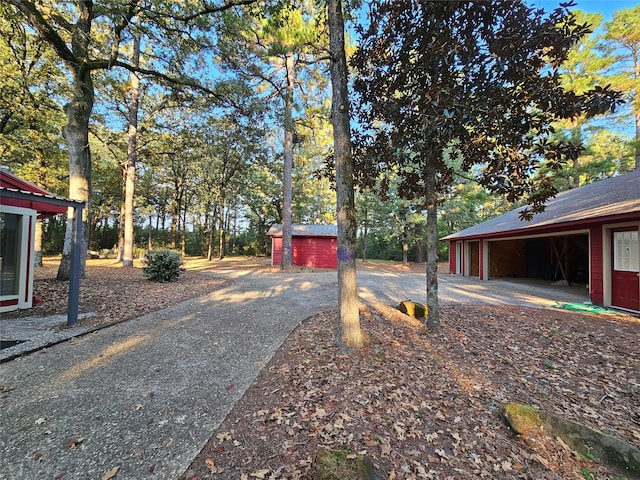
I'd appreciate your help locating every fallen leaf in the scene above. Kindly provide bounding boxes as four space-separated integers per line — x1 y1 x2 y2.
204 457 223 474
101 466 119 480
250 469 270 479
216 431 231 442
64 437 85 449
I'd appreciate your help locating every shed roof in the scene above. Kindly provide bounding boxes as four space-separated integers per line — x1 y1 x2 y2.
442 169 640 241
0 170 82 216
267 224 337 238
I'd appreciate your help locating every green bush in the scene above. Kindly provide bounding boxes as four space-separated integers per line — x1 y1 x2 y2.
142 249 182 282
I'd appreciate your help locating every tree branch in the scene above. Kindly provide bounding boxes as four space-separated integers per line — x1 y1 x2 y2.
167 0 258 24
7 0 78 70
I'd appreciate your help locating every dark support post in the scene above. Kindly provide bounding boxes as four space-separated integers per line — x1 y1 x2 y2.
67 206 84 325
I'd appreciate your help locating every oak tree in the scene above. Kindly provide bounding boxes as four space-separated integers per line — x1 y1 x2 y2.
6 0 257 279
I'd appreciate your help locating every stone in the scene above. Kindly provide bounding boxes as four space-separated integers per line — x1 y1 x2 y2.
397 300 427 318
500 403 640 478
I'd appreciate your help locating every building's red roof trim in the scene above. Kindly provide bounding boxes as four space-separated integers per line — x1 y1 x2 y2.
0 171 82 215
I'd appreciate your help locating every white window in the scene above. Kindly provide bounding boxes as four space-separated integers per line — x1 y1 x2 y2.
0 205 36 312
614 231 639 272
0 213 22 295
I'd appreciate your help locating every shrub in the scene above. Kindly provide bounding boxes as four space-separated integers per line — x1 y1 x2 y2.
142 249 182 282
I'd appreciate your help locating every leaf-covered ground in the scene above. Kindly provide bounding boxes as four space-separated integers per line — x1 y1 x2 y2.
186 304 639 480
7 258 639 478
2 258 230 329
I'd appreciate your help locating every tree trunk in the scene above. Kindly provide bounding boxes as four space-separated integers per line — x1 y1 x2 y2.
280 51 295 269
424 154 440 330
116 187 125 262
147 213 152 251
34 218 43 267
218 204 226 260
328 0 364 353
415 239 424 263
181 207 187 256
123 26 141 267
361 207 368 261
57 70 93 281
635 110 639 170
402 222 409 265
635 51 639 170
34 161 47 268
171 210 178 249
56 1 94 281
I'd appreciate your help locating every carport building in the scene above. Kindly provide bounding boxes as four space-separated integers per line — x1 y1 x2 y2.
442 170 640 312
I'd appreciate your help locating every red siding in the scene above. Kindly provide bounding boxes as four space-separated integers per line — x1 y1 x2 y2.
271 237 282 266
479 241 485 280
270 236 337 269
590 225 603 305
292 237 337 269
449 240 457 274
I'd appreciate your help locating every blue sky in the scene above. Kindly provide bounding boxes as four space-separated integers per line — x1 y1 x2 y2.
528 0 638 20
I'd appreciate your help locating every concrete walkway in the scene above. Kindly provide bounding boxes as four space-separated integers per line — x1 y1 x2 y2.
0 267 588 479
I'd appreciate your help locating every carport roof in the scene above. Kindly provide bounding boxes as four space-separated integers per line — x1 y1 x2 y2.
442 169 640 241
267 224 337 237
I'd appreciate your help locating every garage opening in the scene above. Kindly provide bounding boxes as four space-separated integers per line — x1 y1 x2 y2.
489 234 589 284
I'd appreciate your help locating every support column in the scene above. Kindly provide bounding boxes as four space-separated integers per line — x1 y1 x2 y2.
67 205 84 325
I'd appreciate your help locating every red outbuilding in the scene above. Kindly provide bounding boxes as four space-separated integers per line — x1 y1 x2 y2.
267 224 338 269
1 170 85 324
441 170 640 313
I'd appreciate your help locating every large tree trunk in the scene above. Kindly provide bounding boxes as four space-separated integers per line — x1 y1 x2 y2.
33 162 47 268
280 52 295 269
116 186 125 262
34 218 43 268
56 1 94 281
123 27 141 267
415 238 424 263
424 154 440 330
218 203 226 260
57 71 93 281
635 51 639 171
360 208 368 261
147 213 152 250
635 110 639 170
402 221 409 265
328 0 364 353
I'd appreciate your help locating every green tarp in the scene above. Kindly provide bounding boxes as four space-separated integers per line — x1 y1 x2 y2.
553 302 615 314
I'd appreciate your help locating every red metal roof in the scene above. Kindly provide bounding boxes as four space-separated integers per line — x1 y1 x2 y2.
0 170 82 215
